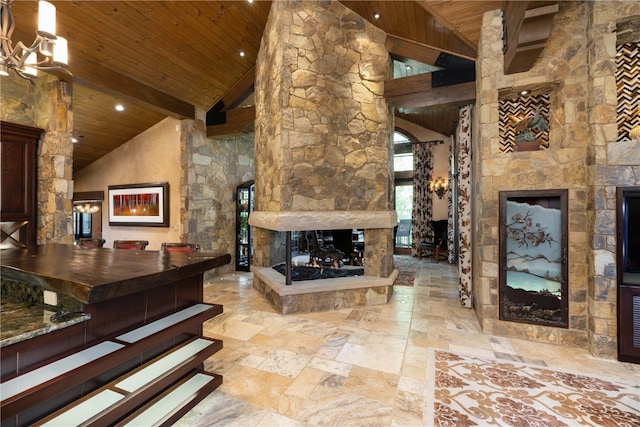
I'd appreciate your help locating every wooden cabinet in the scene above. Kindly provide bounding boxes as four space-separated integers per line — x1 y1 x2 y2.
617 186 640 363
619 284 640 363
0 121 41 248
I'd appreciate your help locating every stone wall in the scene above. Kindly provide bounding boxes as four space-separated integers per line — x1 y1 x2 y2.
36 76 74 244
587 1 640 358
475 2 591 349
183 118 255 277
1 75 37 124
475 1 640 358
1 74 74 244
253 0 394 278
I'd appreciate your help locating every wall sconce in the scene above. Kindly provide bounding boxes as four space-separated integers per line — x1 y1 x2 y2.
430 176 448 199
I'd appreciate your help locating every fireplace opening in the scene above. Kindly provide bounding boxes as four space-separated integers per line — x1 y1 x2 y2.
268 229 365 284
272 263 364 281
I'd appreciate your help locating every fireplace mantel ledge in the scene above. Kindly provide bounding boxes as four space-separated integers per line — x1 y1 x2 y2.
249 210 398 231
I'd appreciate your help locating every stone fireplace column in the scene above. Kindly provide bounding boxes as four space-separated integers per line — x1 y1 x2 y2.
251 0 396 309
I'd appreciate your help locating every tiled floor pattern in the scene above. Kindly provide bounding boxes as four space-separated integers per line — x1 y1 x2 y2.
175 257 640 426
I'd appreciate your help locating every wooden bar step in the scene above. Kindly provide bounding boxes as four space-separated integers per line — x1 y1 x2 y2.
1 303 222 420
114 304 220 345
0 341 126 417
33 337 222 427
115 371 221 427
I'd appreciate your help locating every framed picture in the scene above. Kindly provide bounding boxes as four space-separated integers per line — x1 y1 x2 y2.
499 189 568 328
108 182 169 227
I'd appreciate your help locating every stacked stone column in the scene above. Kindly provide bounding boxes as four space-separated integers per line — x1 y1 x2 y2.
253 0 394 278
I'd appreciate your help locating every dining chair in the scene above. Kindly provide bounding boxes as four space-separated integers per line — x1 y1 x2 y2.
113 240 149 250
78 238 106 248
160 242 200 253
418 220 448 262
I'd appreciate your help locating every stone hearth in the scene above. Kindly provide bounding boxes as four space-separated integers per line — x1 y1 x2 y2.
252 266 396 315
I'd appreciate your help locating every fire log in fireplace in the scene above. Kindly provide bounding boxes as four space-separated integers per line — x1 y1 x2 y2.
309 244 345 268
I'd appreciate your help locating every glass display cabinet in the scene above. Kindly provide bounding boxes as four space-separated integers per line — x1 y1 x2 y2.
236 180 254 271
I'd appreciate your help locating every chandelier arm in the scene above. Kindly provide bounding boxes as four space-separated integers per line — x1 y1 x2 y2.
0 0 15 40
7 36 70 75
5 39 40 69
1 0 41 71
0 0 14 59
13 65 33 80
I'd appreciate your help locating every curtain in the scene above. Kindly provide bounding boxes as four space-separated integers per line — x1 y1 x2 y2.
447 137 456 264
457 104 473 308
411 143 434 257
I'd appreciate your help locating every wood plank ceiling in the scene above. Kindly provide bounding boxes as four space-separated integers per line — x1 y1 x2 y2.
6 1 555 171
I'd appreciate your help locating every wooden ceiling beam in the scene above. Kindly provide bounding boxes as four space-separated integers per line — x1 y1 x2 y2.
15 24 199 121
385 73 433 99
386 35 441 65
502 0 531 65
503 2 559 75
69 58 195 120
206 122 254 139
206 106 255 138
221 66 256 112
226 106 256 125
414 0 477 54
616 17 640 44
386 81 476 110
386 32 475 62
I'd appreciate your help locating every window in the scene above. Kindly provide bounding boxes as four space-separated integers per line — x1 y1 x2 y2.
394 131 413 172
73 212 92 239
394 131 414 250
392 58 441 79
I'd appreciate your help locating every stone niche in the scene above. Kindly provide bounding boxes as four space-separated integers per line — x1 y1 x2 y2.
251 0 397 314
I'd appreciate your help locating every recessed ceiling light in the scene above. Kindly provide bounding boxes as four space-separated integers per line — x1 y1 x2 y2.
520 90 529 96
71 137 78 143
373 12 380 19
115 104 125 111
247 0 254 3
239 50 246 57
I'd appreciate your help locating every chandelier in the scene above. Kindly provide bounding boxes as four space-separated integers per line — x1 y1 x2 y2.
0 0 70 80
74 203 99 214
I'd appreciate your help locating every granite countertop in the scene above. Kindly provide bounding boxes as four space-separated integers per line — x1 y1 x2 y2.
0 297 91 348
0 244 231 305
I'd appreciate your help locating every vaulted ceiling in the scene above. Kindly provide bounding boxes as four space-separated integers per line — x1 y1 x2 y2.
7 1 558 172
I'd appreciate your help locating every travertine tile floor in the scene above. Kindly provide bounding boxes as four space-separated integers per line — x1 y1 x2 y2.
175 257 640 426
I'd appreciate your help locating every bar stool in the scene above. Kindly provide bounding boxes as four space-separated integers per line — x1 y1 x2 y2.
161 242 200 253
113 240 149 250
78 238 106 248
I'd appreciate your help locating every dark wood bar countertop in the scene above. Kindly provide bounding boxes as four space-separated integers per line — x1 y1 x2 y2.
1 244 232 304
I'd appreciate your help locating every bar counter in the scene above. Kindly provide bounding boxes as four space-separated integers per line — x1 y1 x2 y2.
1 244 231 304
0 243 231 366
1 244 231 425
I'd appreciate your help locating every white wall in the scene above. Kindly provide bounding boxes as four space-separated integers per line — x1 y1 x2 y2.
73 117 182 250
431 141 450 220
395 117 451 220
